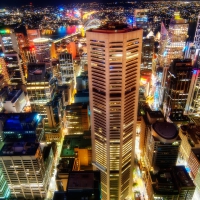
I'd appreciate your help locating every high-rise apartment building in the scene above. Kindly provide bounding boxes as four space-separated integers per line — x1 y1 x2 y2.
59 52 75 84
184 14 200 116
64 102 90 134
178 123 200 163
86 24 142 200
0 112 43 142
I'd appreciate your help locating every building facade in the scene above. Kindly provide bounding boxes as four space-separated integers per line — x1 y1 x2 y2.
59 52 75 84
0 142 47 199
163 59 193 117
33 38 52 63
87 24 142 200
145 121 180 170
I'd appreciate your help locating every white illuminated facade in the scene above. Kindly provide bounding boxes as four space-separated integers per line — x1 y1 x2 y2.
59 52 75 84
158 12 188 108
87 25 142 200
185 14 200 116
0 142 48 199
194 14 200 50
0 29 19 54
160 11 188 67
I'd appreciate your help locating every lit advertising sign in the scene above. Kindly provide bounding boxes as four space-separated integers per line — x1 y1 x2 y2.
0 30 10 34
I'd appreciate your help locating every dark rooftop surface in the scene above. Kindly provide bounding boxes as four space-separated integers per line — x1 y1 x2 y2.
169 112 190 122
65 102 88 110
153 122 178 140
27 63 48 82
68 172 94 189
0 142 39 156
88 23 141 33
53 171 101 200
147 110 164 119
57 158 75 175
4 89 23 103
151 166 195 196
191 148 200 162
74 90 89 98
61 132 91 157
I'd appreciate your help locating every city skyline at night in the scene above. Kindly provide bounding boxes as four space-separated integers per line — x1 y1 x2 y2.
0 1 200 200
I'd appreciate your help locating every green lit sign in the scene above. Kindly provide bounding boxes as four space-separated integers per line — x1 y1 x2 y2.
0 29 10 34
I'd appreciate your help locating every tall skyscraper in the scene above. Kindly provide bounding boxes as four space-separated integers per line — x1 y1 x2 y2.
33 38 52 63
0 142 51 199
158 12 188 107
163 59 193 117
160 11 188 67
86 24 142 200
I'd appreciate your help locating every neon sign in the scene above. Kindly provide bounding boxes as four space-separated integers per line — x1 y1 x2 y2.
0 30 11 34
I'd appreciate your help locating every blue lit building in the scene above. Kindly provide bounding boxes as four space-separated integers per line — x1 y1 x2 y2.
0 112 43 141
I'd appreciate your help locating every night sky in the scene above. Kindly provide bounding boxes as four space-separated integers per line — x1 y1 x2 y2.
0 0 111 7
0 0 185 8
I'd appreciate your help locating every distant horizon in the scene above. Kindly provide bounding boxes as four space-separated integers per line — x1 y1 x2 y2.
0 0 195 8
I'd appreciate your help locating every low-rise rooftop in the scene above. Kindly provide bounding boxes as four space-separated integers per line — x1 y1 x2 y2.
4 89 23 103
61 132 91 157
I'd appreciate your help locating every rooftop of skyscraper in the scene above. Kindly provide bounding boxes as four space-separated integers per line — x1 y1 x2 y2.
57 158 75 175
65 102 88 110
4 89 24 103
0 142 39 156
27 63 50 83
0 112 42 132
146 109 164 119
150 166 194 197
152 121 178 140
53 171 101 200
88 22 141 33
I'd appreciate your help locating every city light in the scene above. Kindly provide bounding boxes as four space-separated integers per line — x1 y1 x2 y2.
0 1 199 200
